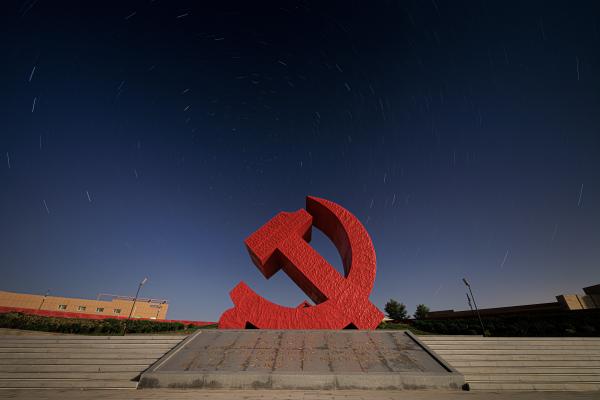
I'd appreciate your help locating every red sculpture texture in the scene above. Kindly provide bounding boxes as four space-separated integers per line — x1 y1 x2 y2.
218 196 384 329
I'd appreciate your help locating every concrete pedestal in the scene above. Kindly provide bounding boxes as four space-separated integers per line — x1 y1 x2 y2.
139 330 463 390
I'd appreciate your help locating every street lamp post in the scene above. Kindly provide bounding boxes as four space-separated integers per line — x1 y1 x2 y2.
38 290 50 310
462 278 487 336
466 292 474 312
466 292 479 326
122 277 148 335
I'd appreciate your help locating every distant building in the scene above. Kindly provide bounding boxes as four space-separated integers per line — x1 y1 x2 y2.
556 284 600 310
427 284 599 319
0 290 168 320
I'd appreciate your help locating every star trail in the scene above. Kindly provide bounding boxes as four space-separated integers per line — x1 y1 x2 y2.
1 1 599 320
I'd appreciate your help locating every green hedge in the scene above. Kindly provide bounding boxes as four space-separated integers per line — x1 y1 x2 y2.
376 321 432 335
0 312 187 334
413 310 600 337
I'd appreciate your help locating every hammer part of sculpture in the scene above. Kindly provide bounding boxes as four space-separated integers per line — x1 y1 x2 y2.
218 196 384 330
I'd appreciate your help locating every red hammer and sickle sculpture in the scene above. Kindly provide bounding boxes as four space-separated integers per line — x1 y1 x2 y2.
218 196 384 329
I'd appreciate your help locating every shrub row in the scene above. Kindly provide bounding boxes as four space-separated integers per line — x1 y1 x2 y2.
412 310 600 337
0 312 188 334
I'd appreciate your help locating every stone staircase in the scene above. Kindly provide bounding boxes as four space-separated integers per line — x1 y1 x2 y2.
420 335 600 391
0 334 184 389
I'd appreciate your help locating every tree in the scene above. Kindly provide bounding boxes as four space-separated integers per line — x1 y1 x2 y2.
414 304 430 320
384 299 407 321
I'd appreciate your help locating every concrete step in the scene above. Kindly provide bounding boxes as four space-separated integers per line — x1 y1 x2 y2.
0 333 184 390
432 349 600 355
0 335 185 340
0 372 138 380
419 336 600 345
451 360 600 367
422 336 600 341
458 367 600 374
0 336 184 340
0 344 173 350
468 382 600 391
435 354 600 361
420 335 486 339
0 379 139 389
0 364 148 373
0 341 181 347
0 352 166 359
427 344 600 350
420 335 600 391
425 337 600 340
463 374 600 382
0 358 159 365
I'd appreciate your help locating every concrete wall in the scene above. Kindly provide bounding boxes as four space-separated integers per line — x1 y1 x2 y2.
0 290 168 319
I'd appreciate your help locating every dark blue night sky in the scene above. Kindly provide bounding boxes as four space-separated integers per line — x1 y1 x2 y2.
1 1 599 321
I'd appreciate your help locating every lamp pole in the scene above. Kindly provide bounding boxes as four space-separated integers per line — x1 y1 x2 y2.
466 292 474 311
466 292 478 325
38 290 50 310
122 277 148 335
462 278 486 336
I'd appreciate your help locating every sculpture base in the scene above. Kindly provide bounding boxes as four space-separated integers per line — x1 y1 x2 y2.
139 330 463 390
